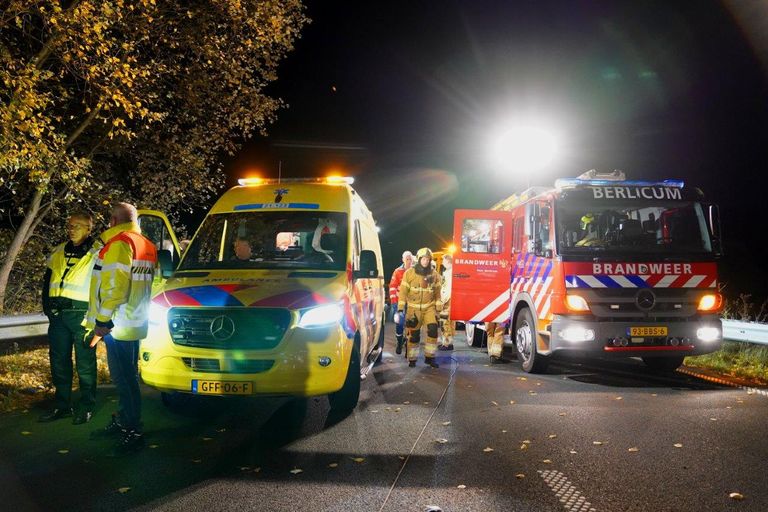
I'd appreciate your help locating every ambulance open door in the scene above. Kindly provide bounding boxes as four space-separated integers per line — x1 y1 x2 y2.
451 209 513 323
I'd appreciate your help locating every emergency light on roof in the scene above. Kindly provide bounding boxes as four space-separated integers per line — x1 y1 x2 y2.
555 170 684 190
555 178 685 189
237 176 355 186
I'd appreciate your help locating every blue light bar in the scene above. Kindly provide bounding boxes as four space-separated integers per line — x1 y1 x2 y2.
555 178 685 189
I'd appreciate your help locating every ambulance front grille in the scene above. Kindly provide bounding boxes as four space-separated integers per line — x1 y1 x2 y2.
181 357 275 374
168 307 291 350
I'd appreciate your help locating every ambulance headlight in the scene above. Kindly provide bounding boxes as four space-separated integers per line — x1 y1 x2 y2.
298 304 344 328
696 327 721 343
149 303 169 326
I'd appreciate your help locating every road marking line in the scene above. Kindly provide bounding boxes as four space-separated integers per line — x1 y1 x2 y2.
539 469 597 512
676 367 768 398
378 357 459 512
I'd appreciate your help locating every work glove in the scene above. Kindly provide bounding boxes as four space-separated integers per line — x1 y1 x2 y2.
405 315 419 329
394 311 402 324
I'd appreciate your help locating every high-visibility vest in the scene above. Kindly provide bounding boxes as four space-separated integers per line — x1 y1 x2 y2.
46 240 100 303
85 222 158 340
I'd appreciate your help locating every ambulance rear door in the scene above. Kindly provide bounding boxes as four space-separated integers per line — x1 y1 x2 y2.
451 209 513 323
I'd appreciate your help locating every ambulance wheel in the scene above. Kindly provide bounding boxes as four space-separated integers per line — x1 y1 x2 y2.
375 313 386 364
329 338 361 414
642 356 684 372
515 308 549 374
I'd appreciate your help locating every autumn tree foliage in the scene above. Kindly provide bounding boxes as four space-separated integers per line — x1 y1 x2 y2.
0 0 308 312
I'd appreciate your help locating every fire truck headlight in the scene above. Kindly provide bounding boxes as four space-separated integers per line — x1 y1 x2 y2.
696 327 721 343
559 326 595 342
565 294 590 312
697 293 722 312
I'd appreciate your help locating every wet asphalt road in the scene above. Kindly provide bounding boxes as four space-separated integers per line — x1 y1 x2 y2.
1 328 767 512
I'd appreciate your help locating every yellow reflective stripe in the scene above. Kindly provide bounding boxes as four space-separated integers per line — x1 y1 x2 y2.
408 301 436 310
101 262 131 272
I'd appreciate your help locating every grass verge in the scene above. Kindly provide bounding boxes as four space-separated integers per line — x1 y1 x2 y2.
685 341 768 386
0 345 110 413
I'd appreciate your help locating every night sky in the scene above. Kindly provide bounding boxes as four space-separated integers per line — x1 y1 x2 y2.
224 0 768 299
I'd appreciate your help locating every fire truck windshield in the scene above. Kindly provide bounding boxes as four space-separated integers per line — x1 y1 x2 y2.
556 199 713 257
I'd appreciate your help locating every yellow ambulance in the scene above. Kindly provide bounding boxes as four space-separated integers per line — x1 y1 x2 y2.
137 177 386 413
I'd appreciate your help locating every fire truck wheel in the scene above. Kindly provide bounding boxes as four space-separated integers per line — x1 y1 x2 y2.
642 356 684 372
465 323 487 348
515 307 549 374
329 337 361 414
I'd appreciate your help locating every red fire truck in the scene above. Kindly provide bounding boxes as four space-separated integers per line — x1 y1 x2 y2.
451 170 724 373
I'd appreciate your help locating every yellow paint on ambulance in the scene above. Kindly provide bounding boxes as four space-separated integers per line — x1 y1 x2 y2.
140 179 385 401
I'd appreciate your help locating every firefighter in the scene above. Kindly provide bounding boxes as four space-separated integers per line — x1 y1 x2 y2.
487 322 506 363
389 250 413 354
438 253 454 351
39 212 101 424
397 247 441 368
576 213 599 247
86 203 158 455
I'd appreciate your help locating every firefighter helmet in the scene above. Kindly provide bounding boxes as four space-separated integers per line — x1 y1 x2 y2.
416 247 433 260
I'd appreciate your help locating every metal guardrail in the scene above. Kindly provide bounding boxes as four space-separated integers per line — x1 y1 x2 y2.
0 315 766 345
0 313 48 341
722 319 768 346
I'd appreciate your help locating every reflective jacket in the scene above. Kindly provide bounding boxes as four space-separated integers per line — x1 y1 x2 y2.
43 237 101 306
397 264 441 312
85 222 158 340
388 265 406 304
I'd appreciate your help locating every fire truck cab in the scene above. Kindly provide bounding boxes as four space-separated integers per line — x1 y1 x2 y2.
452 170 723 373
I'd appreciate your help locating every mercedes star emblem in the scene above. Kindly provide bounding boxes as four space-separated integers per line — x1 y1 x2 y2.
635 289 656 311
210 315 236 341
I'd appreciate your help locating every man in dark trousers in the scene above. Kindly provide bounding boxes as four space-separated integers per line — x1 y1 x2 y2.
86 203 157 455
40 211 101 424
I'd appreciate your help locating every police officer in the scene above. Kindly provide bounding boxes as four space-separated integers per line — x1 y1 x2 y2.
397 247 441 368
39 211 101 424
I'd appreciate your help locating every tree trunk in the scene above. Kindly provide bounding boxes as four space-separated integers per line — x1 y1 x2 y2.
0 189 44 314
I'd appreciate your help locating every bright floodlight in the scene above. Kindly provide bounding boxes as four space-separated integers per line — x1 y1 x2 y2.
488 125 559 172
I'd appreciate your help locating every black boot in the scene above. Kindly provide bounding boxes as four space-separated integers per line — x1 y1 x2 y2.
110 428 145 457
425 357 439 368
90 414 124 439
395 335 404 355
38 408 72 423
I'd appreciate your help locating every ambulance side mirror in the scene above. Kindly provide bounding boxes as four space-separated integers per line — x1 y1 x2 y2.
158 250 176 278
355 250 379 279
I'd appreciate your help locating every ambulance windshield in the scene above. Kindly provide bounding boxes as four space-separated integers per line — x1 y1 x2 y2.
178 211 348 271
557 199 713 256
